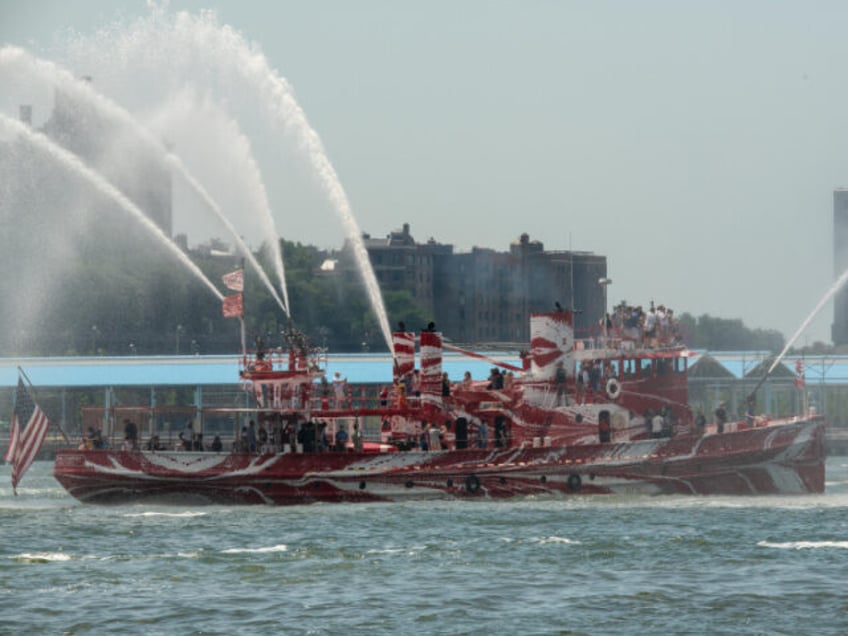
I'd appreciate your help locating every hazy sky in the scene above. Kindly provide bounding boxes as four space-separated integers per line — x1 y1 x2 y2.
2 1 846 344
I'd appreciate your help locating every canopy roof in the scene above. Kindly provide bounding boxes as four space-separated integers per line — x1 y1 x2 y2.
3 351 847 389
0 353 522 389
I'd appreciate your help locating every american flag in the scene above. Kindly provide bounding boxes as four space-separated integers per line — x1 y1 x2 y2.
222 292 243 318
221 269 244 292
4 378 51 493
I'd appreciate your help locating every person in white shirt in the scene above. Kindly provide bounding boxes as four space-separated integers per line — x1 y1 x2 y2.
652 412 665 438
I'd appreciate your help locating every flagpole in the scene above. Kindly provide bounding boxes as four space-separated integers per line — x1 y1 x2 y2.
240 318 247 363
17 366 71 445
5 380 20 495
221 265 247 366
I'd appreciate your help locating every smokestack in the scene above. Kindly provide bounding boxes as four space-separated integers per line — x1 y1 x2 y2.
19 105 32 125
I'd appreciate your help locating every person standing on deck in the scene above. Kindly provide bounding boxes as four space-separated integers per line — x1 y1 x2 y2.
714 402 728 434
477 419 489 449
695 409 707 436
555 361 567 406
352 422 364 452
247 420 257 452
332 372 346 407
644 306 657 347
428 422 442 450
334 425 349 452
181 421 193 451
460 371 472 390
651 411 665 439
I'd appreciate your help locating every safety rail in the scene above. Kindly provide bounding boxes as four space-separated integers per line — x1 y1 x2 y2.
573 325 686 352
239 347 328 375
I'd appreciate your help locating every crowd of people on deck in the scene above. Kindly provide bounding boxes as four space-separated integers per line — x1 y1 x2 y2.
604 300 682 348
639 407 677 439
77 402 514 456
75 383 734 455
376 412 511 452
70 305 716 457
77 426 107 450
381 366 519 411
223 417 366 454
77 416 367 455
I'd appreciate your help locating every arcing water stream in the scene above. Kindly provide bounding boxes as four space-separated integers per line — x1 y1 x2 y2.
63 8 393 350
231 41 394 349
0 45 288 315
767 267 848 374
170 161 288 316
0 114 224 302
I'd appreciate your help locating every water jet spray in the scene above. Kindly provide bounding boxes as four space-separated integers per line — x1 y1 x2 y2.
0 114 224 301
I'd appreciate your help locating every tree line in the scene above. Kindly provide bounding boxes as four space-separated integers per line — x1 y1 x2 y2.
0 233 430 356
0 228 801 356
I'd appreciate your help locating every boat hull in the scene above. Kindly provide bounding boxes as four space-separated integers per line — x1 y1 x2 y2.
53 417 825 505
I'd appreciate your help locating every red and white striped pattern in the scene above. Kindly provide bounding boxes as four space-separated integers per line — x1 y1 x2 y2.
530 313 573 380
6 379 51 492
419 331 443 408
392 332 415 383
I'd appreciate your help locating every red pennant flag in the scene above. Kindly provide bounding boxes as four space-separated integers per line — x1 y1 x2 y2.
222 293 243 318
222 269 244 292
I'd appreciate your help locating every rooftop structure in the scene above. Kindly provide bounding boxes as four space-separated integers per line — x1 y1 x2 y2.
356 224 607 344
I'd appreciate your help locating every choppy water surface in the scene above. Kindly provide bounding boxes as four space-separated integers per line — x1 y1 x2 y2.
2 460 848 635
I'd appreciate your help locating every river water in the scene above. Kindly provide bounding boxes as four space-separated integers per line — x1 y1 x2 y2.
2 459 848 635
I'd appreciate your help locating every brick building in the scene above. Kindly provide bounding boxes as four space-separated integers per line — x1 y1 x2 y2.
359 224 607 345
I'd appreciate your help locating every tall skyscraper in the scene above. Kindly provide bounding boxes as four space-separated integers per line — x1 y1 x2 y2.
832 189 848 346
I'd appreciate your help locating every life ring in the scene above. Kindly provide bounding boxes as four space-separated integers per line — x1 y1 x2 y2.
465 474 481 494
606 378 622 400
567 473 582 492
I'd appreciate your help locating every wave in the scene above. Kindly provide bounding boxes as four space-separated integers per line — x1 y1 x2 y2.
98 550 203 561
14 552 72 563
221 544 288 554
757 540 848 550
123 511 208 518
534 536 581 545
365 545 428 555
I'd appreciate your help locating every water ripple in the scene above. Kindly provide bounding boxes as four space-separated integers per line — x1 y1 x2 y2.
2 461 848 634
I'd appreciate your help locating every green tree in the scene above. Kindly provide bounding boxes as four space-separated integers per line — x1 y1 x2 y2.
678 313 784 352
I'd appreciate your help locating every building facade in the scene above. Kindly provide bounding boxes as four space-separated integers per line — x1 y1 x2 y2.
358 224 608 345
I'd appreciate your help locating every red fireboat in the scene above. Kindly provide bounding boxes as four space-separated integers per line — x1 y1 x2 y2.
53 310 826 504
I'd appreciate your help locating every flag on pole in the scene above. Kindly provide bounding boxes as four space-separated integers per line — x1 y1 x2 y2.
794 360 805 389
222 269 244 292
5 378 51 493
222 292 243 318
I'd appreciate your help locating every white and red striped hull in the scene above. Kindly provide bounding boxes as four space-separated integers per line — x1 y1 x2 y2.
53 416 825 505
